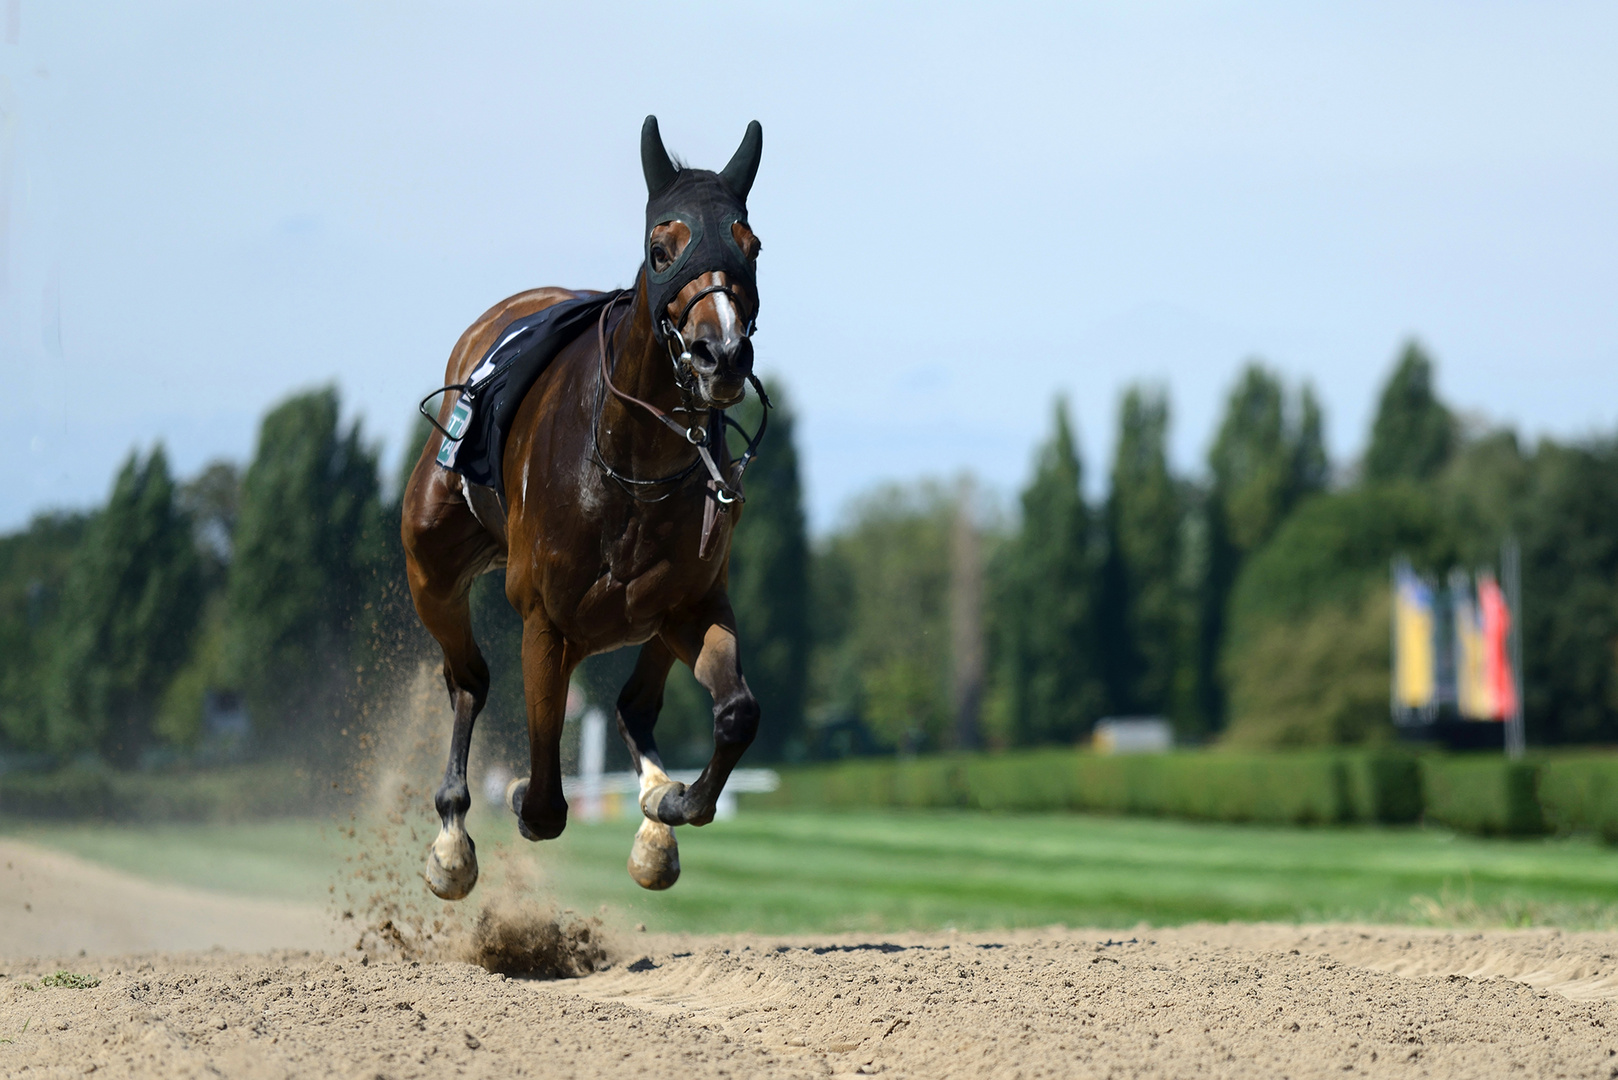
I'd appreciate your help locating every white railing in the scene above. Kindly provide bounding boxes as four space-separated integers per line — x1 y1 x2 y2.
478 706 779 823
562 767 779 821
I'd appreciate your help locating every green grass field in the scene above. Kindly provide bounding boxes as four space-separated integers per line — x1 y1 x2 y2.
7 810 1618 932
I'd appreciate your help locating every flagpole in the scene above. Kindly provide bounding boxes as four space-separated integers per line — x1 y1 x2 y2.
1502 537 1525 760
1389 558 1399 726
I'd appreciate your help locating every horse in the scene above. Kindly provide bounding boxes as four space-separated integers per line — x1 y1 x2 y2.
401 116 767 898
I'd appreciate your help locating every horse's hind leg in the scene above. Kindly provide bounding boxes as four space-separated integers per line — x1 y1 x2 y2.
403 483 500 901
613 639 682 890
422 616 488 901
414 592 490 900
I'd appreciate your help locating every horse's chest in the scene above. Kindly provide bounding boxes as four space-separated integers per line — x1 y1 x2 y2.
567 507 727 637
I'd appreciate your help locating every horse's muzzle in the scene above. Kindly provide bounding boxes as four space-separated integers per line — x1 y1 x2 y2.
689 335 753 409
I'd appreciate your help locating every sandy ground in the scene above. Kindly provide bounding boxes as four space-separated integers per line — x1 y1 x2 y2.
0 840 335 958
5 841 1618 1079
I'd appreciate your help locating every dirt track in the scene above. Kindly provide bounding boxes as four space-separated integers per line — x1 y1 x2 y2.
5 841 1618 1078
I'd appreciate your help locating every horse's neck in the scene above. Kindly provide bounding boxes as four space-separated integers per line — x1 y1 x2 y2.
599 284 698 466
609 288 678 406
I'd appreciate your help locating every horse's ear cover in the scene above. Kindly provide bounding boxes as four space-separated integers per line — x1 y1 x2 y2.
641 115 679 197
641 117 763 342
719 120 763 200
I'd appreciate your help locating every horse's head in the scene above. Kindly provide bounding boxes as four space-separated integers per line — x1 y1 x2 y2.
640 116 763 410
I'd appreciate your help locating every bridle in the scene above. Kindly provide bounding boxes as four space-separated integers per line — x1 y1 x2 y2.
592 285 769 508
657 280 759 407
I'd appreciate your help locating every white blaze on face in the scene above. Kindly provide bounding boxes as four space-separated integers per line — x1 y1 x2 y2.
712 288 742 348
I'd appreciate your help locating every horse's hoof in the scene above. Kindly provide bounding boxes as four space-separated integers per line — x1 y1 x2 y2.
627 818 680 891
506 777 566 841
505 777 542 841
640 780 687 825
423 828 478 901
505 776 529 817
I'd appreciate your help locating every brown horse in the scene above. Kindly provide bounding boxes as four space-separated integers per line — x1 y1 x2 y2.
402 117 766 898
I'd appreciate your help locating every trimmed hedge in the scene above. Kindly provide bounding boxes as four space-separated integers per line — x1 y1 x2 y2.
1420 756 1545 836
749 749 1426 826
0 763 327 821
758 749 1618 839
1537 755 1618 841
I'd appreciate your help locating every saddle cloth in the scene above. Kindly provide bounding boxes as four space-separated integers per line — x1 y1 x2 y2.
434 290 625 493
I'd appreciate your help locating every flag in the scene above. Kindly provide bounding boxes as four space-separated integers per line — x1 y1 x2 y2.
1393 563 1437 714
1453 577 1494 720
1478 572 1517 721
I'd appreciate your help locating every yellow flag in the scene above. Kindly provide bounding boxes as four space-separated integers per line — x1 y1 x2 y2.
1393 566 1436 711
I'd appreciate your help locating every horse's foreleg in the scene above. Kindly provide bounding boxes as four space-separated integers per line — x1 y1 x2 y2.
613 640 682 890
643 603 759 829
505 615 574 842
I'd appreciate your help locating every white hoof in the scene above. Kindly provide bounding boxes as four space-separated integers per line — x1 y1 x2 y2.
627 818 680 891
423 827 478 900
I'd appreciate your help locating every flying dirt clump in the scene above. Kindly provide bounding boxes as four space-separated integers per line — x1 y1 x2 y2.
336 663 617 977
465 901 608 977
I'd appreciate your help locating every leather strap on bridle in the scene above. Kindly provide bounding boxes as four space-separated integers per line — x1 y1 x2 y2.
596 293 737 502
592 290 770 558
668 282 755 342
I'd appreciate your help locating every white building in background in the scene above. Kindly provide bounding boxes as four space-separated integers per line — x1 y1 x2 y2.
1093 717 1173 755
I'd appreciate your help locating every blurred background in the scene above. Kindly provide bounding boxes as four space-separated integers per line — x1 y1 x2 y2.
3 2 1618 936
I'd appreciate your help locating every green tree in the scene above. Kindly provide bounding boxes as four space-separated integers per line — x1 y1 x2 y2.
0 513 89 751
1435 430 1529 560
1294 387 1330 495
47 446 205 764
178 460 241 585
807 482 957 753
1517 439 1618 744
1426 430 1618 747
991 399 1104 746
153 461 243 748
1100 386 1183 717
1209 366 1324 554
1365 341 1454 483
228 387 383 750
368 413 443 685
1191 365 1328 732
723 382 810 760
1220 484 1451 746
1223 589 1393 748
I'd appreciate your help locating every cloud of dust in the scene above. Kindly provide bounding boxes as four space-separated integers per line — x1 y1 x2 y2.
329 660 614 976
464 872 609 977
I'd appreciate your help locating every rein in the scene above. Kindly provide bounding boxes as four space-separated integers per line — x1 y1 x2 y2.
592 289 769 508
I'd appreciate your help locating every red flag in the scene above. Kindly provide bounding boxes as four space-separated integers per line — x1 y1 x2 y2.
1478 573 1517 720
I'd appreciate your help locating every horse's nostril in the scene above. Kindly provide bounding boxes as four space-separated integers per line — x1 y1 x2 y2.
687 341 720 373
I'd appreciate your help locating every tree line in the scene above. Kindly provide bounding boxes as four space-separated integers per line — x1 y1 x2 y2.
0 385 809 771
4 342 1618 771
799 365 1327 755
0 390 397 765
799 341 1618 756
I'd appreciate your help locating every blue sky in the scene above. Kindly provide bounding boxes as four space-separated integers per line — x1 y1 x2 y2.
0 2 1614 532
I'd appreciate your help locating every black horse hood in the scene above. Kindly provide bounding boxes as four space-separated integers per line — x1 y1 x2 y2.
641 116 762 342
